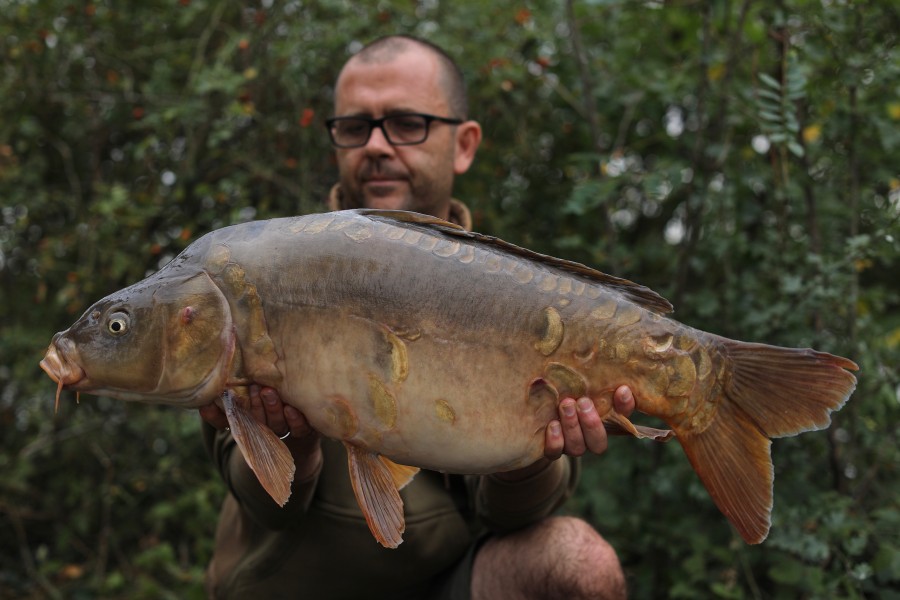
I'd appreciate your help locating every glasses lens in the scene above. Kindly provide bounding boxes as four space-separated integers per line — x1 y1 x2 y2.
384 115 428 144
332 119 371 147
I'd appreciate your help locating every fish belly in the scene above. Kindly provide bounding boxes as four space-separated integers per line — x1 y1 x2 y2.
271 306 555 474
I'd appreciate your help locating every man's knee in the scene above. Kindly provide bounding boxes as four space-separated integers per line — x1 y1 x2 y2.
534 517 625 599
473 516 626 600
543 516 617 560
540 516 601 544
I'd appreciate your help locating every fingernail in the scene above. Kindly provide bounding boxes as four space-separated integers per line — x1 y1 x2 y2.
562 401 576 417
262 390 277 406
577 397 594 413
549 422 561 436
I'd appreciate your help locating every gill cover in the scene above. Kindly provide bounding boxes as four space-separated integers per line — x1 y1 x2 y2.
152 271 234 403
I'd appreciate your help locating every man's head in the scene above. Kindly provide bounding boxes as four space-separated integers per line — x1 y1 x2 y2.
330 35 482 220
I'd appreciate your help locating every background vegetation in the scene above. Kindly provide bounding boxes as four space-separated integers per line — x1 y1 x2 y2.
1 1 898 598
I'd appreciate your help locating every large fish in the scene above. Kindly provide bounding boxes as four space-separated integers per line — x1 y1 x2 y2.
40 209 857 547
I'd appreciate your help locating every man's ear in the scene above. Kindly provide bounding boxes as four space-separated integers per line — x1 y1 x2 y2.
453 121 482 175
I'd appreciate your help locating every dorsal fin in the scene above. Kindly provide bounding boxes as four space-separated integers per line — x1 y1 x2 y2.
353 208 467 231
353 208 674 315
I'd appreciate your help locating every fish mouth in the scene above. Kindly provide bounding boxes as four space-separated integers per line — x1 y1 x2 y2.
40 338 86 412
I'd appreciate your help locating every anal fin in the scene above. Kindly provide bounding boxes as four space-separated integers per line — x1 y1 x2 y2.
603 411 675 442
345 442 407 548
222 389 295 506
379 456 420 490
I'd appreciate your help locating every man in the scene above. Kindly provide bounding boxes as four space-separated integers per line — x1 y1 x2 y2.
200 35 632 599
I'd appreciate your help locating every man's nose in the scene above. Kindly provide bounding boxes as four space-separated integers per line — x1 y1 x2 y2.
364 124 395 156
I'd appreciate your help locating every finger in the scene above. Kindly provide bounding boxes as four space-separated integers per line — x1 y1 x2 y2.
613 385 636 416
284 407 323 462
559 397 586 456
198 404 229 430
260 387 288 436
248 384 266 424
543 420 564 460
284 405 315 438
576 396 608 455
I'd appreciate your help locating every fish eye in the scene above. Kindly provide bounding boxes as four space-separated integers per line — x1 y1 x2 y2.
107 312 131 336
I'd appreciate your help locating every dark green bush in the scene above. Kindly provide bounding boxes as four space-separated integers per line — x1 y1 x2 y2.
2 1 897 597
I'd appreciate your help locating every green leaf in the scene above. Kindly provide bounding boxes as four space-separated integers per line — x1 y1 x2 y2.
756 87 783 102
759 72 782 90
873 544 900 583
788 140 805 157
758 109 784 123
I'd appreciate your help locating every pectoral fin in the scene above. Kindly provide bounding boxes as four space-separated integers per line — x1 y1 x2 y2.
603 411 675 442
221 389 296 506
345 442 407 548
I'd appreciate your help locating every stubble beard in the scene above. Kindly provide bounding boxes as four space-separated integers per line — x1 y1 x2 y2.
342 171 448 217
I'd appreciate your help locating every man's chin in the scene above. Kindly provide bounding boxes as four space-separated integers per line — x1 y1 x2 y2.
361 189 413 211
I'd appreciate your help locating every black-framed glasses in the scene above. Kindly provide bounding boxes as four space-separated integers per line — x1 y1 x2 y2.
325 113 463 148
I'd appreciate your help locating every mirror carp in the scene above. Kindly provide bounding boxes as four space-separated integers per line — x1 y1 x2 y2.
40 209 858 548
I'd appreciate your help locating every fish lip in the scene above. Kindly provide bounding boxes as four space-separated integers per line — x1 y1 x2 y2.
39 340 86 387
41 338 87 412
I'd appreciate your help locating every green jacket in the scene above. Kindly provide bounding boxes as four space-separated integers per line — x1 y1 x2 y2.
203 430 578 599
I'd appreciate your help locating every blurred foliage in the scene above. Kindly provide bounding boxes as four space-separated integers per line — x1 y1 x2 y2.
1 0 898 598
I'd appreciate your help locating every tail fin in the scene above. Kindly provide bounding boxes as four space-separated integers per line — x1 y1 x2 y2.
676 339 858 544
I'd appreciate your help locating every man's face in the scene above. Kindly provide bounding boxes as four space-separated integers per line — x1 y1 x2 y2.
333 50 469 220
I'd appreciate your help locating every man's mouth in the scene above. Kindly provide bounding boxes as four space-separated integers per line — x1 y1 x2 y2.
360 161 407 184
363 178 407 196
364 175 405 184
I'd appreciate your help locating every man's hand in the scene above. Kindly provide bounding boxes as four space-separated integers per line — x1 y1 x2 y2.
198 385 322 479
491 386 636 483
543 385 635 460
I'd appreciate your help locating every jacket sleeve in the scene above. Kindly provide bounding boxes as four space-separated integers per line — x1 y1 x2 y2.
202 421 323 529
471 456 581 533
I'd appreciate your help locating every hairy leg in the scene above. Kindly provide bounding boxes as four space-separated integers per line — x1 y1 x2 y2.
470 516 626 600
